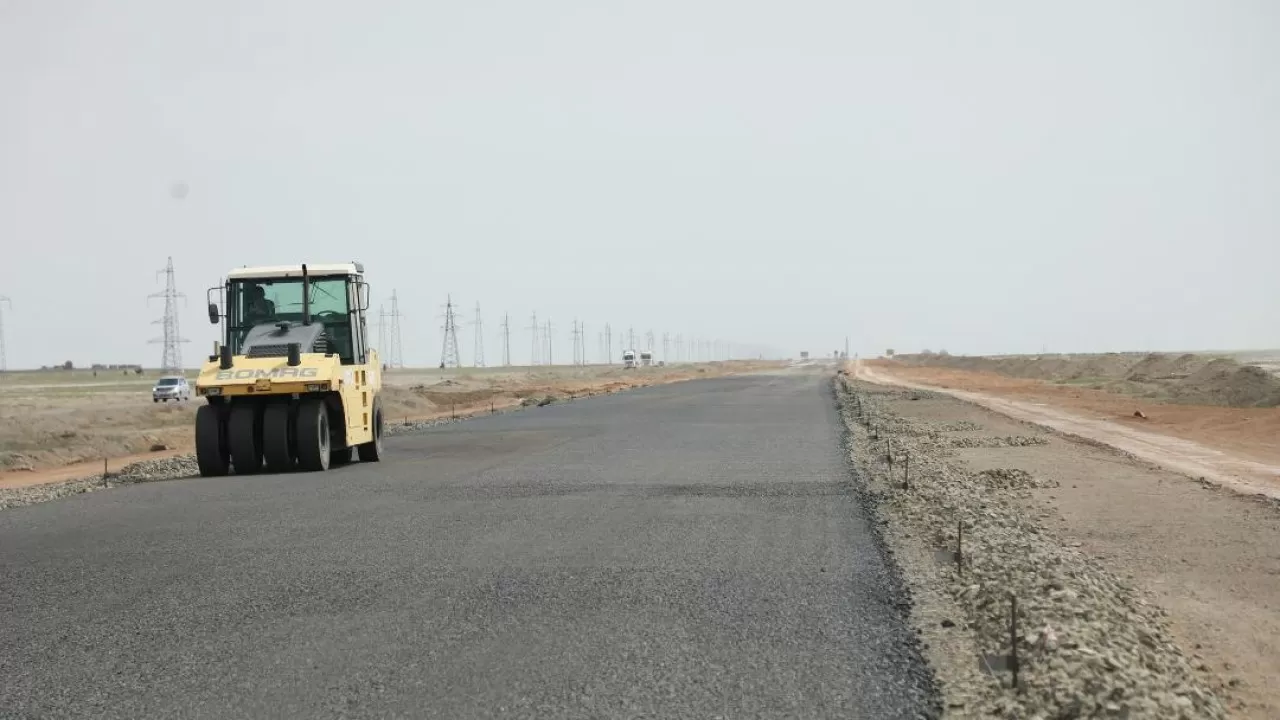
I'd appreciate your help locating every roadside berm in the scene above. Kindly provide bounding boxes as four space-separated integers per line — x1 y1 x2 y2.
836 375 1228 718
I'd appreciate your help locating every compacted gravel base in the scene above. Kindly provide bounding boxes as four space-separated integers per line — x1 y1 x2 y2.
837 375 1227 718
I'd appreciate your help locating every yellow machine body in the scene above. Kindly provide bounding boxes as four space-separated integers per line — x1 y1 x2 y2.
192 262 386 476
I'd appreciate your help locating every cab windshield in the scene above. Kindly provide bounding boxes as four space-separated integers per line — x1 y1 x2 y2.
227 275 352 360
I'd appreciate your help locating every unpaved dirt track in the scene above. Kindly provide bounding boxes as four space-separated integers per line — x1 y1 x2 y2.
0 369 936 719
857 363 1280 499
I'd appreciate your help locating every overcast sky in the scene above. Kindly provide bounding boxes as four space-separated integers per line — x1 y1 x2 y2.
2 0 1277 369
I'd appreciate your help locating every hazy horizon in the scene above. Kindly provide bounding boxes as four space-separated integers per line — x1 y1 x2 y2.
3 1 1277 370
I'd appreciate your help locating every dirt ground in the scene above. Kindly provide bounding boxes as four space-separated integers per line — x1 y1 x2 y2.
863 361 1280 498
892 350 1280 408
0 361 776 487
857 373 1280 718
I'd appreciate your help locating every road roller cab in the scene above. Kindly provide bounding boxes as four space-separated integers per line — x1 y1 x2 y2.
193 262 384 476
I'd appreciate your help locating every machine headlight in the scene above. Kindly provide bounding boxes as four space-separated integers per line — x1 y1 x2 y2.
305 383 328 392
202 387 222 396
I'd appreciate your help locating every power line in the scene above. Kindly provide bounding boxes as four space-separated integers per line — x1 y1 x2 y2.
439 295 461 368
147 256 188 374
0 295 10 371
471 302 485 367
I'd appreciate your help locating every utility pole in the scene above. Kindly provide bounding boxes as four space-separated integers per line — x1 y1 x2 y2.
571 320 580 365
662 332 670 362
0 295 10 371
148 256 188 374
544 319 553 365
605 323 613 364
471 302 485 367
439 295 461 368
501 312 512 366
628 326 635 351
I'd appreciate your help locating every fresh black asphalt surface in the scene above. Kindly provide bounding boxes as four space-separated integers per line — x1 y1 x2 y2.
1 368 937 718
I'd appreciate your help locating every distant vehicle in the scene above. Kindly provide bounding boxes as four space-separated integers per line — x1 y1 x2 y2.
152 376 191 402
623 349 637 369
640 350 653 367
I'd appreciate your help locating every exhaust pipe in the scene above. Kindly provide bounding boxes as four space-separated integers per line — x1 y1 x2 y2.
219 343 233 370
301 263 311 326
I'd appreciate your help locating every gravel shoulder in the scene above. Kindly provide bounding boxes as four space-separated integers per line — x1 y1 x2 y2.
837 374 1242 718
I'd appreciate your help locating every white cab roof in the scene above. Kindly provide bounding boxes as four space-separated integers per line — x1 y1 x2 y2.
227 263 363 280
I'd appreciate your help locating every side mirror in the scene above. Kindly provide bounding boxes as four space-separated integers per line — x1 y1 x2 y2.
357 282 370 312
208 303 220 324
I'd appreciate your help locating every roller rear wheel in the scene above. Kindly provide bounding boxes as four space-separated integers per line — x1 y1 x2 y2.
296 398 331 472
262 402 296 473
195 404 229 477
357 398 384 462
229 403 263 475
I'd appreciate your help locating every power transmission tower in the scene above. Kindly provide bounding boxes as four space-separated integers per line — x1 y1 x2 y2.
471 302 485 367
148 256 188 373
663 332 670 362
501 312 512 366
439 295 461 368
544 320 553 365
386 291 405 369
528 312 539 365
605 323 613 364
646 330 655 352
677 334 684 362
0 295 10 371
628 326 635 351
377 303 387 356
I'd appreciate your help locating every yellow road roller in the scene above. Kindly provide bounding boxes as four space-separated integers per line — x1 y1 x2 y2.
193 262 383 475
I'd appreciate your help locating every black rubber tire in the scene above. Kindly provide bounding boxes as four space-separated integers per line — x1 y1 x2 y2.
295 398 331 472
195 404 229 477
262 402 295 473
330 446 352 466
357 397 384 462
228 402 263 475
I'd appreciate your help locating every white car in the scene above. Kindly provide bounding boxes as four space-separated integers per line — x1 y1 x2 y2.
152 376 191 402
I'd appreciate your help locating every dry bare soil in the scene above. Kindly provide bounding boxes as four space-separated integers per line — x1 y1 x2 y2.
0 361 774 486
857 352 1280 717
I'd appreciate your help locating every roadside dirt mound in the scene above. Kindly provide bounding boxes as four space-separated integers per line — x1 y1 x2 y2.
1175 360 1280 408
892 352 1280 408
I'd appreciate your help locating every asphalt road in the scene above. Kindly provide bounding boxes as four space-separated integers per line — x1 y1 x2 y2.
1 368 937 719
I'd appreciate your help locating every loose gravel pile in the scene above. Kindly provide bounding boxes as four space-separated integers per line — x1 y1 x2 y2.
837 377 1226 719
